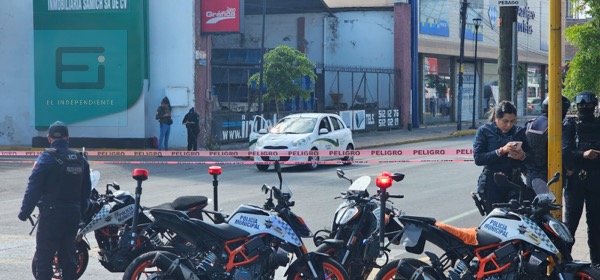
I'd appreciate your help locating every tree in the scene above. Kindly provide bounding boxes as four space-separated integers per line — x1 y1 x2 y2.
564 1 600 99
248 45 317 114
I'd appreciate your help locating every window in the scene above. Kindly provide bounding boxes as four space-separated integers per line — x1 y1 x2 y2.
331 117 341 130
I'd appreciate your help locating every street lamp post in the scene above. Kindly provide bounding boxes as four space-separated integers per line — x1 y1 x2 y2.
469 18 481 129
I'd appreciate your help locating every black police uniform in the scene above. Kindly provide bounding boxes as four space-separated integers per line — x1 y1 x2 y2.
18 138 91 280
473 121 532 213
182 107 200 151
564 114 600 265
525 97 576 194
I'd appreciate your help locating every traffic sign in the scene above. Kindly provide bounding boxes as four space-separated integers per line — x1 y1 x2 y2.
497 0 524 6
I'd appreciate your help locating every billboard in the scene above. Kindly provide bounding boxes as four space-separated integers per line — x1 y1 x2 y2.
201 0 242 33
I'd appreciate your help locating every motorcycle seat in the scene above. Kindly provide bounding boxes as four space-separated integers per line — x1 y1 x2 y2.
191 219 249 240
148 196 208 211
434 222 478 246
402 216 436 224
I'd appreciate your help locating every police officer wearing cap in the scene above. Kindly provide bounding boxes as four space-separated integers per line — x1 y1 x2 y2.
18 121 91 280
564 91 600 267
525 96 576 194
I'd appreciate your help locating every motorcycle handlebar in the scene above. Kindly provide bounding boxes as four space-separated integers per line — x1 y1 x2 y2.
388 194 404 199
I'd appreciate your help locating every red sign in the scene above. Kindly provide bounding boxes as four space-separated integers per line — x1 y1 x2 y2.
201 0 241 33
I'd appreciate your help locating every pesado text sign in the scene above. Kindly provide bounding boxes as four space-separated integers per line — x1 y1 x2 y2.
497 0 524 6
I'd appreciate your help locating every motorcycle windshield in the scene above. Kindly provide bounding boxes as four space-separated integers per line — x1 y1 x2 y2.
348 176 371 192
90 170 100 190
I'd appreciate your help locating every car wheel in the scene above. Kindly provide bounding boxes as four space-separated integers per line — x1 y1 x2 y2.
256 164 269 171
305 148 319 170
343 144 354 165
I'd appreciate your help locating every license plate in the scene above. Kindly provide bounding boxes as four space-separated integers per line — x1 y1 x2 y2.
269 156 280 160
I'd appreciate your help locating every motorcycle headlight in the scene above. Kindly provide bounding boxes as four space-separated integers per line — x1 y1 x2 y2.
547 218 573 243
292 137 309 147
335 206 360 225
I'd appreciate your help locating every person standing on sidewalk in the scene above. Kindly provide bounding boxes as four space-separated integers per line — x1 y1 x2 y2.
564 90 600 267
182 107 200 151
524 96 575 194
473 101 532 213
156 97 173 151
17 121 91 280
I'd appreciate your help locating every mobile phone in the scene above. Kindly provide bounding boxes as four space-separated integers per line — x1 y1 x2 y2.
511 141 522 148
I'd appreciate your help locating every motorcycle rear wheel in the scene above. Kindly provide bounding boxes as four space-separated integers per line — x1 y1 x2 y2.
375 258 437 280
122 250 184 280
31 241 89 279
287 257 349 280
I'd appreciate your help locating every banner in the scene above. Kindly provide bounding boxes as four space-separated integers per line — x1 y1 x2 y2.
201 0 242 33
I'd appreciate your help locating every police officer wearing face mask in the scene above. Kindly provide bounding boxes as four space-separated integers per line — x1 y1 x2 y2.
525 96 575 194
564 91 600 267
18 121 91 280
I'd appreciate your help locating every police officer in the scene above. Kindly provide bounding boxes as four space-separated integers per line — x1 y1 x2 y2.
474 101 532 213
525 96 575 194
564 91 600 267
18 121 91 280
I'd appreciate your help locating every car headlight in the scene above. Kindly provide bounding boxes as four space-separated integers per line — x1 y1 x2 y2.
292 137 309 147
547 218 574 243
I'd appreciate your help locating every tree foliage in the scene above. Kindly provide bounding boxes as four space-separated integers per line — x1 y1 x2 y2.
564 0 600 99
248 45 317 114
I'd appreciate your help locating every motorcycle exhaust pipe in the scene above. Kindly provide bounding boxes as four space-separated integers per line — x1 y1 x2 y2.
152 251 200 280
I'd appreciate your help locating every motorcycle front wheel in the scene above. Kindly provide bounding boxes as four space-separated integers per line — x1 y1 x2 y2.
375 258 437 280
31 241 89 279
287 257 349 280
571 266 600 279
316 243 372 280
122 250 188 280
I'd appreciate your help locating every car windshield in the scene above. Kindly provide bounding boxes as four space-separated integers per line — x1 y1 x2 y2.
270 117 316 134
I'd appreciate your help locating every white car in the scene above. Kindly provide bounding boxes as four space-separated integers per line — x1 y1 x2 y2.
252 113 355 171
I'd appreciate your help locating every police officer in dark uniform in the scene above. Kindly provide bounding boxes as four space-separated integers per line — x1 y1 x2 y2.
525 96 575 194
18 121 91 280
564 91 600 267
474 101 532 213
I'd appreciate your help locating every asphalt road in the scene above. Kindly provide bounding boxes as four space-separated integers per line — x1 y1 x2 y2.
0 136 482 279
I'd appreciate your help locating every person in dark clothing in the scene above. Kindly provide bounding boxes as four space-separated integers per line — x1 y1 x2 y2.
156 97 173 151
473 101 532 213
525 96 575 194
18 121 91 280
563 91 600 267
182 107 200 151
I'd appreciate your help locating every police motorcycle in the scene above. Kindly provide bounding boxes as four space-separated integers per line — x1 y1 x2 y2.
375 172 600 280
30 169 212 279
312 169 405 280
122 161 350 280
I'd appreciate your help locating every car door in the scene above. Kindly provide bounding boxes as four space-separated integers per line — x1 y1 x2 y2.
327 116 347 155
249 115 268 151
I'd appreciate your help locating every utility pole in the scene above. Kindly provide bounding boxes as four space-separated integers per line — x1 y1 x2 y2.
498 6 517 102
548 0 563 219
457 0 468 130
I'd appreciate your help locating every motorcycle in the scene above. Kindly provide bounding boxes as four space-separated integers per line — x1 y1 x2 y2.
122 161 350 280
30 168 212 279
313 169 405 280
375 172 600 280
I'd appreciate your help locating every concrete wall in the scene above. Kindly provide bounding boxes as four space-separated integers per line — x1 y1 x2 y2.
0 0 196 148
0 0 34 146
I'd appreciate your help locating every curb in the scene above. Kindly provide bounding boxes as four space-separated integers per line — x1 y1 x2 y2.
358 130 477 149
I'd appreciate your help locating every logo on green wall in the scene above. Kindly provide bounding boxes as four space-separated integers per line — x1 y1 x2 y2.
35 30 127 126
34 0 147 128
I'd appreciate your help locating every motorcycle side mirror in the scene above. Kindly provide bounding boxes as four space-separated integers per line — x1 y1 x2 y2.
390 172 405 182
336 169 352 184
548 172 561 186
274 160 282 189
261 184 271 194
493 173 522 192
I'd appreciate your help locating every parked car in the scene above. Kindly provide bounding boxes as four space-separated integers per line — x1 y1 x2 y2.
252 113 355 171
